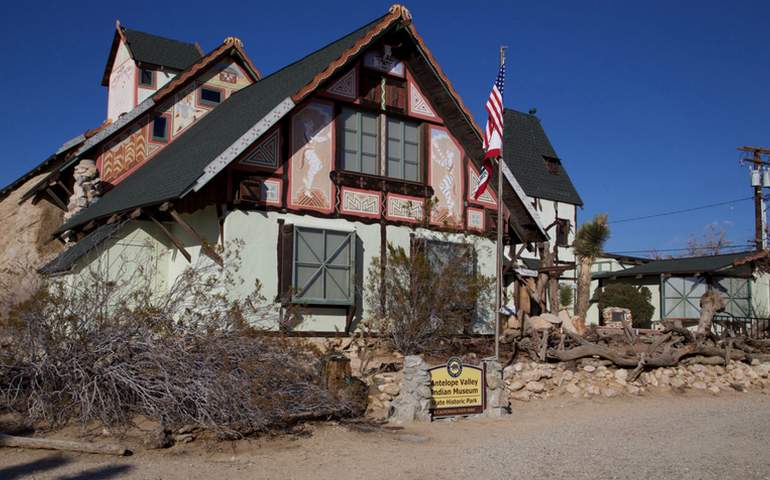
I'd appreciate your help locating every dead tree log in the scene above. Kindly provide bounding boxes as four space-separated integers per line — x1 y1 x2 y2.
0 433 129 456
697 287 726 336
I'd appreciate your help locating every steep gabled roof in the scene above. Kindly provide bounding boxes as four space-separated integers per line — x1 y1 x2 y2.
503 109 583 206
57 6 546 244
58 13 391 233
102 23 203 86
593 250 767 279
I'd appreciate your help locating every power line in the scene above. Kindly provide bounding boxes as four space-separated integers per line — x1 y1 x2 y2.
609 196 753 224
610 243 753 255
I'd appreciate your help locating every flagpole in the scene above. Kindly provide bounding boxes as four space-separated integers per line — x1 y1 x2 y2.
495 45 506 360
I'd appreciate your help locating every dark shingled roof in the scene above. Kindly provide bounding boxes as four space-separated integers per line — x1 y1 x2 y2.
593 251 759 279
122 28 202 71
58 14 389 234
39 222 123 275
503 109 583 206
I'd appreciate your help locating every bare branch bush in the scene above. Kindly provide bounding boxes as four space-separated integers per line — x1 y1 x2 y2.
366 236 493 355
0 232 347 438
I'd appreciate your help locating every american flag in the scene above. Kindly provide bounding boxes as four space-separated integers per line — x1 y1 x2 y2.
473 62 506 200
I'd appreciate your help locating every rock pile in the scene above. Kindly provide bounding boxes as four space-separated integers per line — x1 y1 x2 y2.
387 355 432 423
366 370 402 419
65 159 102 221
504 359 770 402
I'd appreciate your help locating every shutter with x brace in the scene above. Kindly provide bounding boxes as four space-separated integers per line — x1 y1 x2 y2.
293 227 355 305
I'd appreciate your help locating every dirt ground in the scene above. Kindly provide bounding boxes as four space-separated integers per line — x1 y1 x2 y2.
2 392 770 480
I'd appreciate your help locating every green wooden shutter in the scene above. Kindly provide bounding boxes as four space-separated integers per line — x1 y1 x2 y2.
340 109 361 172
360 112 378 175
293 227 356 305
386 118 420 181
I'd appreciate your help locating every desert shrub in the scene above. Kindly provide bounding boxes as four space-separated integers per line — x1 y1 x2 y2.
365 238 493 355
0 238 347 438
594 283 655 329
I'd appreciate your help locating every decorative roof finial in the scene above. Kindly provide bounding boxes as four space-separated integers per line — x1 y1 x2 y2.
224 36 243 48
389 4 412 24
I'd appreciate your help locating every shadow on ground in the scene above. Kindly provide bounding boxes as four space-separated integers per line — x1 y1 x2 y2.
0 453 132 480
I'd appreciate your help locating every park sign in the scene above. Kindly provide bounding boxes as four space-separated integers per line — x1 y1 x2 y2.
429 357 485 417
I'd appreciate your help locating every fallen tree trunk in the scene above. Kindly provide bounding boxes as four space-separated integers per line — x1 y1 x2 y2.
0 433 130 456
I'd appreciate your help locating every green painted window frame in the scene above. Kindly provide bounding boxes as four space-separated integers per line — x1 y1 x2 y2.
292 227 356 306
386 117 421 182
339 108 379 175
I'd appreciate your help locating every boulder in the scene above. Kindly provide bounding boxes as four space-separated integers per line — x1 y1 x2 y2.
525 381 545 393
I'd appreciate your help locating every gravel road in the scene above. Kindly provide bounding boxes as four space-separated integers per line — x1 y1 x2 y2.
2 392 769 479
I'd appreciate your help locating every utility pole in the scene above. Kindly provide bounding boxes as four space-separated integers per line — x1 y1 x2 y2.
494 45 507 360
738 146 770 250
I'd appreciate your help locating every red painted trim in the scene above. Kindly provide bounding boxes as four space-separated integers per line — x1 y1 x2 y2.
339 186 381 219
287 99 336 215
405 68 441 123
467 162 498 209
427 125 465 228
385 192 424 224
466 207 486 232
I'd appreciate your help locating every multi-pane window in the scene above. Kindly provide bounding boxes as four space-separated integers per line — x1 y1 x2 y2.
386 117 420 181
339 108 421 182
293 227 356 305
340 108 379 175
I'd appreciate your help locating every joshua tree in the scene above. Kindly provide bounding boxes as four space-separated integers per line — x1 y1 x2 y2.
574 214 610 319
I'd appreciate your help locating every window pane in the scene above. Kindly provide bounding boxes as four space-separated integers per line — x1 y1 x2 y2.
404 142 419 164
388 159 402 179
362 112 378 136
404 122 419 143
341 108 358 130
362 153 378 175
343 151 360 172
404 162 419 182
362 133 378 157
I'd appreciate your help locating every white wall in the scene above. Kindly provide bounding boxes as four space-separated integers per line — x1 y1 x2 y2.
107 41 136 122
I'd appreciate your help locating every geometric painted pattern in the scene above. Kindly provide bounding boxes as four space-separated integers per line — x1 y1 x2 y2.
240 129 281 168
326 68 357 100
386 193 423 223
467 207 485 232
467 164 497 207
99 127 147 183
340 187 380 218
408 80 437 120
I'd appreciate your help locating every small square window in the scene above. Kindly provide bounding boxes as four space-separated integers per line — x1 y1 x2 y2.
139 68 154 87
152 116 168 142
200 87 222 106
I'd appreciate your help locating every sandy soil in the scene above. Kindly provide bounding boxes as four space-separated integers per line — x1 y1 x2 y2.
2 392 770 480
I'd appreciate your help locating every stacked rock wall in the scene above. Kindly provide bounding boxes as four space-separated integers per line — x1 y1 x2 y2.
504 359 770 402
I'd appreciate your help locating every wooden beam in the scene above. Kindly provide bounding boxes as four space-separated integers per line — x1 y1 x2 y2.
129 208 142 219
44 187 67 211
149 214 192 263
168 209 223 266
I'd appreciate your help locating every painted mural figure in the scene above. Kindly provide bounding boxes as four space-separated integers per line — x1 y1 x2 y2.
430 128 462 225
290 102 334 211
301 116 330 196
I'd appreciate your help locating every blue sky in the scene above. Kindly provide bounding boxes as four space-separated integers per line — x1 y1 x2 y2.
1 1 768 255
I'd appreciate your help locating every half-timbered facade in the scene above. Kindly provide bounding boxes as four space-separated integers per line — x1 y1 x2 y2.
34 5 546 333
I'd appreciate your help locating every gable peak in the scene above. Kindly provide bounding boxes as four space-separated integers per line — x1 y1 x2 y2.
389 4 412 24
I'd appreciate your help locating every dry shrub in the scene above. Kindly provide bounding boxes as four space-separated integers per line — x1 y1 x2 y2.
366 238 493 355
0 237 347 438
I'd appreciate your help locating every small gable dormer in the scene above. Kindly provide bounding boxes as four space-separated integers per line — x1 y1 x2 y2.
102 21 203 122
